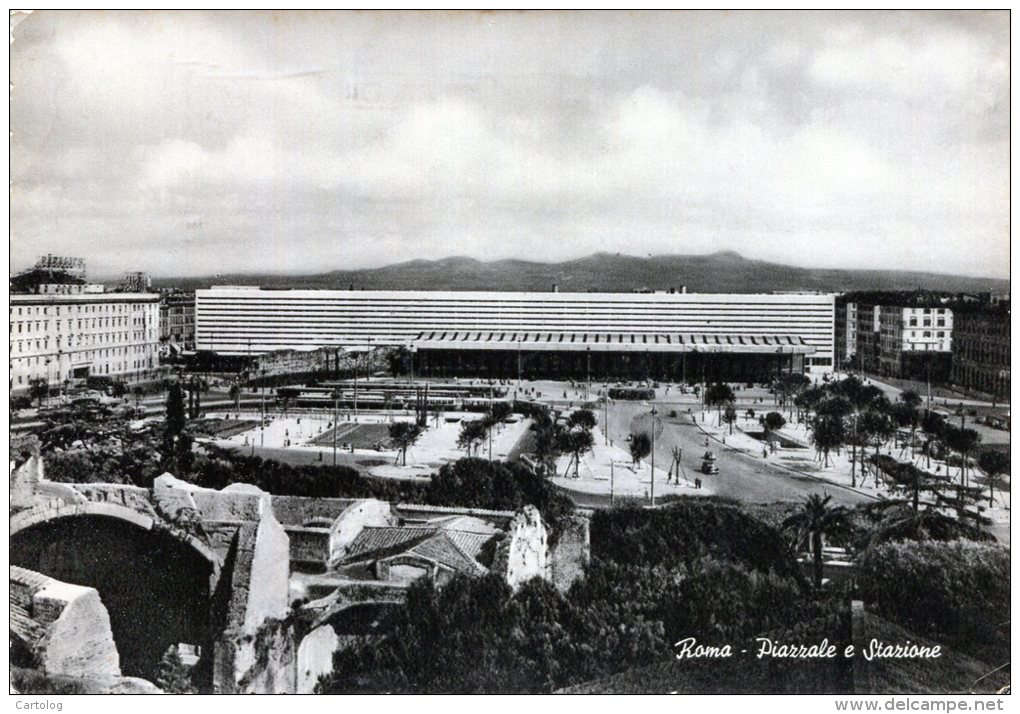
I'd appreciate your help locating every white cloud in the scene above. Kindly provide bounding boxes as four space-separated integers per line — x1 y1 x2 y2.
9 10 1010 279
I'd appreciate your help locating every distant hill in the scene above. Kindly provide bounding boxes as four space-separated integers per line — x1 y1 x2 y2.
153 252 1010 294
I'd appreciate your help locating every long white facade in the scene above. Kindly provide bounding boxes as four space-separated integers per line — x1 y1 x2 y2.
195 288 836 370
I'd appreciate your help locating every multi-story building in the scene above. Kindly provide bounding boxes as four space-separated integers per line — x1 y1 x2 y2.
194 287 837 380
950 306 1010 401
10 291 161 393
842 299 953 381
876 305 953 380
159 291 196 356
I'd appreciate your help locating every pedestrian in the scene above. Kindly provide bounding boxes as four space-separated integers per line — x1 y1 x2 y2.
763 446 768 459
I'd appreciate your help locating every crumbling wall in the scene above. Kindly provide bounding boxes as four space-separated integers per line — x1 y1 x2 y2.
549 513 590 592
296 625 339 693
285 526 331 570
10 566 121 679
245 507 291 631
212 505 294 693
501 506 549 589
215 618 297 694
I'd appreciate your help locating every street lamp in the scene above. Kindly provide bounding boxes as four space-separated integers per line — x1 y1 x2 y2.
44 358 52 408
585 347 591 402
259 368 267 447
649 406 659 507
332 387 340 467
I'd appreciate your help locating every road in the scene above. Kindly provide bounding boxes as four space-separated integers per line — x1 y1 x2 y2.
607 401 873 507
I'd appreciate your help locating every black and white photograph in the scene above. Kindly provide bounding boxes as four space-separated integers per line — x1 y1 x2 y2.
7 9 1011 703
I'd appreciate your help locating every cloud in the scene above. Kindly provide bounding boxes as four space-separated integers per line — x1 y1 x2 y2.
9 10 1010 279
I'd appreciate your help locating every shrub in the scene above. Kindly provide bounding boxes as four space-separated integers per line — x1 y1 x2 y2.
857 540 1009 662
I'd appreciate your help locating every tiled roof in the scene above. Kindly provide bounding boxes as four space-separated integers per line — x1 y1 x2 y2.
446 531 498 564
405 532 487 574
343 525 495 574
395 503 516 519
426 515 499 535
344 527 437 562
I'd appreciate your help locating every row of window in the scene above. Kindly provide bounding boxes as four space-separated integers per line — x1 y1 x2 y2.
12 338 157 354
12 303 157 317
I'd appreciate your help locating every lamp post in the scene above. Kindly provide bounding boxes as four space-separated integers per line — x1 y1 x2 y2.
44 358 52 408
603 393 609 445
259 367 267 447
516 335 522 388
650 406 659 507
585 347 591 402
332 387 339 467
610 459 615 506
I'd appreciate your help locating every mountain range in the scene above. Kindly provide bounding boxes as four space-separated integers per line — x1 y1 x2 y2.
153 252 1009 295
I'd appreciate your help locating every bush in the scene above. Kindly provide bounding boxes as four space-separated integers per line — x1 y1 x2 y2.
590 499 800 577
857 540 1009 662
427 458 574 538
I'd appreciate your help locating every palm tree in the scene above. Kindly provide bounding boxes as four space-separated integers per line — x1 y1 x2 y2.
782 494 850 588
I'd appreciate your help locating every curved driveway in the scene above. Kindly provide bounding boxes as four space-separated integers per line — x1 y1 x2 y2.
609 400 874 507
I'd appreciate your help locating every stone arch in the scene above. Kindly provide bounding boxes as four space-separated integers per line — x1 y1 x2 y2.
10 503 221 683
10 502 220 573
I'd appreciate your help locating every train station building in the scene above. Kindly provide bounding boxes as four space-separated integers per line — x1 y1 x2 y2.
194 287 835 382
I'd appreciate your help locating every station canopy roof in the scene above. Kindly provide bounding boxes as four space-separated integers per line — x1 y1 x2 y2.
410 331 816 355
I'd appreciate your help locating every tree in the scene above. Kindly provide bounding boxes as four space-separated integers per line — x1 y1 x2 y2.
162 383 188 473
810 414 844 468
764 411 786 436
387 346 413 377
776 373 811 418
530 411 564 476
978 450 1009 507
723 405 738 435
567 408 597 432
897 390 922 458
629 431 652 467
833 376 885 487
858 409 895 488
920 411 946 469
705 383 735 424
155 645 195 693
944 425 981 488
389 422 424 466
558 428 594 478
782 494 850 588
491 401 513 422
458 419 489 457
795 385 828 422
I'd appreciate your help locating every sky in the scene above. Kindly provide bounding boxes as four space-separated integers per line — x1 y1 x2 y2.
9 10 1010 279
